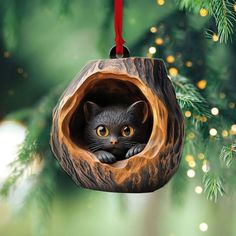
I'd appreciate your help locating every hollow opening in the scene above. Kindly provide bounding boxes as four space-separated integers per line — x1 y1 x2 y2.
69 78 153 157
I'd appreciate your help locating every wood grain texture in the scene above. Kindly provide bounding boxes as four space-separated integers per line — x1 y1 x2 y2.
50 57 184 192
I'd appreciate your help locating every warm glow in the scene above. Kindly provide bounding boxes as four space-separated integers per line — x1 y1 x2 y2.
4 51 11 58
198 153 205 160
155 38 164 45
169 67 178 76
212 34 219 42
201 116 207 122
185 111 192 118
231 124 236 134
195 186 203 194
197 80 207 89
209 128 217 136
234 3 236 12
166 55 175 63
187 169 195 178
219 93 226 99
229 102 235 109
185 154 194 162
157 0 165 6
202 160 210 172
211 107 219 116
188 132 195 139
199 223 208 232
199 8 208 17
150 26 157 33
0 121 26 181
186 61 193 67
189 160 196 168
149 47 156 54
222 130 229 137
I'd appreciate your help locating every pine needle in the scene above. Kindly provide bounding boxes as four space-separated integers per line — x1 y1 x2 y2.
0 85 63 197
172 75 211 118
220 143 236 167
177 0 236 43
210 0 236 42
203 173 225 202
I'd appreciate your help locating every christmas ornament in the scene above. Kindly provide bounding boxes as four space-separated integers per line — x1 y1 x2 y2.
50 0 184 193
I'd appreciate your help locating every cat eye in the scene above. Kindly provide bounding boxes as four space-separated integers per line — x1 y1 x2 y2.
96 125 109 137
121 125 134 137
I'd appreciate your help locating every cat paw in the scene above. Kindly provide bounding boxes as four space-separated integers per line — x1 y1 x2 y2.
94 150 117 164
125 144 146 159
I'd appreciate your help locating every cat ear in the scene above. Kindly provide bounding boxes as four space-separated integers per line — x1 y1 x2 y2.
127 100 148 124
83 101 101 122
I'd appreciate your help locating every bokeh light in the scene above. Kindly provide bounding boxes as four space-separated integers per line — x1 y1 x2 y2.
155 38 164 45
209 128 217 136
187 169 195 178
149 46 156 54
185 111 192 118
199 222 208 232
169 67 178 76
150 26 157 33
202 160 210 173
195 186 203 194
212 34 219 42
197 80 207 89
211 107 219 116
156 0 165 6
199 8 208 17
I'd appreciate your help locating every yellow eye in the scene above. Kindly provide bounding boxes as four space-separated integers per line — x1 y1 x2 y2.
96 125 109 137
121 125 134 137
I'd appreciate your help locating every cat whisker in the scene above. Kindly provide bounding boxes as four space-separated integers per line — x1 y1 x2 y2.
87 144 104 152
86 143 103 148
123 141 138 145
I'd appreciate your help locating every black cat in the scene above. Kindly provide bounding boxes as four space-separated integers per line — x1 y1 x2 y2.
83 100 149 164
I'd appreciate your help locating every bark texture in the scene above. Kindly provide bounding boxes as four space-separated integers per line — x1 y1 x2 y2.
50 57 184 193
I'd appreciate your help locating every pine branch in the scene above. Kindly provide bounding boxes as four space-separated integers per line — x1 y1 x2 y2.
0 85 63 197
203 173 225 202
220 143 236 167
177 0 209 12
22 154 56 236
177 0 236 43
210 0 236 42
172 75 211 118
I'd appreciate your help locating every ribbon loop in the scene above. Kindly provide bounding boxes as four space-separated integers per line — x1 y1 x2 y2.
114 0 125 56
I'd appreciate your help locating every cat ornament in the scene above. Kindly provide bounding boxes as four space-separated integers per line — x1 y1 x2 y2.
50 57 184 193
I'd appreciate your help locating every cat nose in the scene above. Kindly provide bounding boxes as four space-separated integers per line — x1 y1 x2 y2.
110 138 118 145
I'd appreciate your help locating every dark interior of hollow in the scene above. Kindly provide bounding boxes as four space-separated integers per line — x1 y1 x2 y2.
69 79 153 149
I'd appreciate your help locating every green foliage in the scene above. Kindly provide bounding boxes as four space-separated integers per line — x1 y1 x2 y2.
172 75 211 119
210 0 236 42
0 1 235 233
203 173 225 202
177 0 236 42
177 0 209 12
22 156 57 236
0 85 63 197
220 143 236 167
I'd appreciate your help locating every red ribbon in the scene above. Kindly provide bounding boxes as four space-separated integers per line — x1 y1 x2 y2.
114 0 125 56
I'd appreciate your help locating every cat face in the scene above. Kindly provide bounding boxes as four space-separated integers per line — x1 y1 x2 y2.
83 101 148 157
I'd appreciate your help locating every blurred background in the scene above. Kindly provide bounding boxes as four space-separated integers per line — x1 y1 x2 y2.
0 0 236 236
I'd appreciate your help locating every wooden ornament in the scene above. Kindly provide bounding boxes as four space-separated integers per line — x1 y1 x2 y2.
50 57 184 193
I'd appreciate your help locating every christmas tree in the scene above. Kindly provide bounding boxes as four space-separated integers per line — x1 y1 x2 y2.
0 0 236 235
